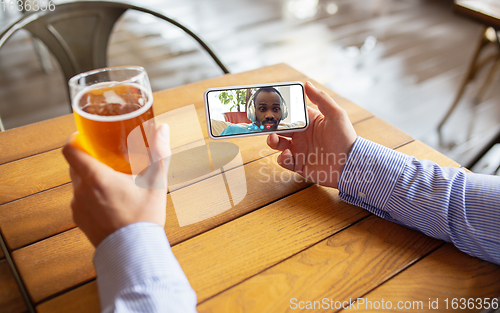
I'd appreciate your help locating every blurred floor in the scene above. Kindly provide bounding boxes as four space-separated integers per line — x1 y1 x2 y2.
0 0 499 173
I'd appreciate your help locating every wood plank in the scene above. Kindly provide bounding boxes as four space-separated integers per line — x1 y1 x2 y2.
0 184 74 250
353 117 413 149
196 216 441 312
13 230 96 304
344 243 500 312
395 140 461 167
36 281 100 313
0 149 70 206
332 97 373 124
0 116 76 165
463 167 473 173
0 259 28 313
0 63 342 165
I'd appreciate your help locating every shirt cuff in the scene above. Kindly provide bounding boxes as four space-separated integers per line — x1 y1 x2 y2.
338 137 410 213
93 222 192 310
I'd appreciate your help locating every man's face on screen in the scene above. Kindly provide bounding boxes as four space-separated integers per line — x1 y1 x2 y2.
254 91 282 131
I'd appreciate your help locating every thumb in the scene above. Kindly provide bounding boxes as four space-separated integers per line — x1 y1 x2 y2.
305 81 343 119
277 149 295 172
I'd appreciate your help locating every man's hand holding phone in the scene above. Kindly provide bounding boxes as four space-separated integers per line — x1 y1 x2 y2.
267 82 357 189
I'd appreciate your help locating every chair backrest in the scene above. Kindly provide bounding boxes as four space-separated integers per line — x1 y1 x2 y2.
0 1 229 102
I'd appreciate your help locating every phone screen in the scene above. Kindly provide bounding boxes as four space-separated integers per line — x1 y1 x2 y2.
205 82 308 139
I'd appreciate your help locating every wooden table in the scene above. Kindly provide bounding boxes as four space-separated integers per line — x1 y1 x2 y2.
455 0 500 30
0 64 499 313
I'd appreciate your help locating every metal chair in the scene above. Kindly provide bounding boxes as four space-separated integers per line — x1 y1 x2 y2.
438 0 500 135
438 0 500 171
0 1 230 131
437 26 500 135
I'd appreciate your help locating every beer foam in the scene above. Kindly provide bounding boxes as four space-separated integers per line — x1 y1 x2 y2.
73 82 153 122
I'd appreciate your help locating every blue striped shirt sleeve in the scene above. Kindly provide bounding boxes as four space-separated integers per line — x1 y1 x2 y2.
93 222 197 312
338 137 500 264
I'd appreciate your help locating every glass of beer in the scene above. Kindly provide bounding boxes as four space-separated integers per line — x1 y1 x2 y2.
69 66 155 174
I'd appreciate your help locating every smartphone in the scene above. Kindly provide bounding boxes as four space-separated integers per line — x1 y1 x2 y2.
204 81 308 140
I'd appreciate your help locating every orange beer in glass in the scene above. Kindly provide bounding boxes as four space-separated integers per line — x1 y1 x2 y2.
69 66 154 174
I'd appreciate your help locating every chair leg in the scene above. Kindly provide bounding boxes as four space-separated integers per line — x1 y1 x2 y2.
474 28 500 105
466 130 500 169
32 37 53 74
472 55 500 106
437 27 489 134
0 115 5 132
465 54 500 141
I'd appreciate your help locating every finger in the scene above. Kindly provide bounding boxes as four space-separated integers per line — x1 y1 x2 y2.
149 123 172 163
154 123 171 188
134 123 171 190
307 106 321 119
305 81 342 118
134 159 166 190
62 135 111 179
161 151 171 187
277 149 295 171
267 133 292 151
273 131 295 138
69 167 81 188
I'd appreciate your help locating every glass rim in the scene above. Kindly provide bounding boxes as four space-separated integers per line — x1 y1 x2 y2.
68 65 146 88
70 65 153 122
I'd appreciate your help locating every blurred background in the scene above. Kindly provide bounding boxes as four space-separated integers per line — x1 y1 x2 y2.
0 0 499 174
